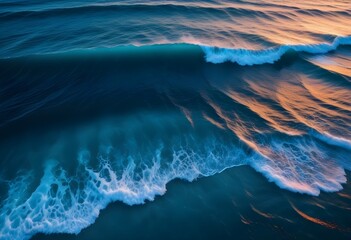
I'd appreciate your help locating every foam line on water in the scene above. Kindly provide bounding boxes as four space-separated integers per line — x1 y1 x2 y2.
0 144 247 240
0 136 350 239
248 137 348 196
311 130 351 151
2 35 350 65
201 35 351 65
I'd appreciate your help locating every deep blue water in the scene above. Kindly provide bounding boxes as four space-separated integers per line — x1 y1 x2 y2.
0 1 351 239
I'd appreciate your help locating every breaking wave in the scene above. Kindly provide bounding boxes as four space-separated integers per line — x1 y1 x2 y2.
2 35 351 67
201 35 351 65
0 138 248 240
0 117 350 240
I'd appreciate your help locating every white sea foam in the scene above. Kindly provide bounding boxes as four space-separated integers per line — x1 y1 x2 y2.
248 137 349 196
0 133 350 240
311 130 351 151
1 133 350 240
0 144 246 240
201 36 351 65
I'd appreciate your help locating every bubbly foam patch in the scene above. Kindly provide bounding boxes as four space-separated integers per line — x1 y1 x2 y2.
249 136 349 196
201 36 351 65
0 143 246 240
0 133 350 240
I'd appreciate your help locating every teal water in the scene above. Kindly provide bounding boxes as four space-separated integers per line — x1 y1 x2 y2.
0 1 351 239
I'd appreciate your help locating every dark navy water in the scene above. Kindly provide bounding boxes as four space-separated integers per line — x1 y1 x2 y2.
0 1 350 239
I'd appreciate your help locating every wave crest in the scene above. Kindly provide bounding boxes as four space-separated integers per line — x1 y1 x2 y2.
201 35 351 65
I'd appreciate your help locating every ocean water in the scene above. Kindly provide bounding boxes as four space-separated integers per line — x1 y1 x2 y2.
0 0 351 239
